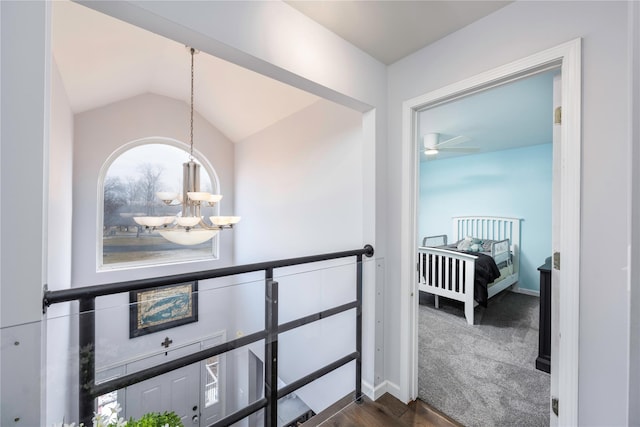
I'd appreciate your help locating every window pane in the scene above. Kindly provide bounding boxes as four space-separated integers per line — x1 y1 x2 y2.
97 391 119 423
101 143 218 268
205 355 219 407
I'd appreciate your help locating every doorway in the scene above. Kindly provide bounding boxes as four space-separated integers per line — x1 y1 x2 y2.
97 335 226 427
125 362 200 425
399 39 582 426
415 68 556 425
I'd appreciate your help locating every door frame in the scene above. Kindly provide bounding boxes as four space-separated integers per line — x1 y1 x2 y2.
398 38 581 425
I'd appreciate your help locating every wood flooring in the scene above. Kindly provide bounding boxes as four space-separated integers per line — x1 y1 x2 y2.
301 393 462 427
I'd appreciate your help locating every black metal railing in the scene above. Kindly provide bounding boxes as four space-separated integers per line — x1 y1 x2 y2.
43 244 374 427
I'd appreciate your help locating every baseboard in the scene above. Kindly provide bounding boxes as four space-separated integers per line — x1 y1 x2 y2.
361 380 375 399
362 380 393 400
511 287 540 297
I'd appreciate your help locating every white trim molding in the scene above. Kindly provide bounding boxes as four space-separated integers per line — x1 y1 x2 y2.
362 379 397 401
399 38 581 426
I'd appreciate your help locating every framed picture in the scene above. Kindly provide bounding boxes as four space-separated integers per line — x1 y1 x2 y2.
129 281 198 338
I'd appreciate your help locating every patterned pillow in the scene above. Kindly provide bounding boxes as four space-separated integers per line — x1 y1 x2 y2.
457 236 483 251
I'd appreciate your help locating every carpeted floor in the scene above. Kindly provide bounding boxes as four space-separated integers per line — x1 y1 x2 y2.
418 291 550 427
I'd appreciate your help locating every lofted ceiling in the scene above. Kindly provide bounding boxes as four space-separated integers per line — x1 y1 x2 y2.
52 1 514 144
52 1 321 142
285 1 511 65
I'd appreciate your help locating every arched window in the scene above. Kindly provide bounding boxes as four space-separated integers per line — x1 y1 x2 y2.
98 139 220 270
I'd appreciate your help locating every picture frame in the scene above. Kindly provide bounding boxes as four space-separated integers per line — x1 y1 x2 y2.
129 281 198 338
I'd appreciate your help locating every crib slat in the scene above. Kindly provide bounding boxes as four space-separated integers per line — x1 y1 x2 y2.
430 254 437 289
451 258 456 292
444 256 449 291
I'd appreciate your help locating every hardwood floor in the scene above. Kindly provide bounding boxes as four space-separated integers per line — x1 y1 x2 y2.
301 393 462 427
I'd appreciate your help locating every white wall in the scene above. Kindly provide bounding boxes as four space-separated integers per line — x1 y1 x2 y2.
73 93 235 286
628 1 640 424
0 2 49 425
234 98 364 412
235 99 363 262
387 1 632 424
46 59 74 426
48 60 74 291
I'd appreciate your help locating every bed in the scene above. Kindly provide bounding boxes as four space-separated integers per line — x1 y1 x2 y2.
417 216 521 325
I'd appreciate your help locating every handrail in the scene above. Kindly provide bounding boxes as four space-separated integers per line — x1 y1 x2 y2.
43 244 374 308
43 244 374 427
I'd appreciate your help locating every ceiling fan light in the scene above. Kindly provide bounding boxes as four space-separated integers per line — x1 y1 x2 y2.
423 133 440 148
424 148 439 156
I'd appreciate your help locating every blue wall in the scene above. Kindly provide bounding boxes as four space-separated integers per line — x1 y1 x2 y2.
418 143 552 292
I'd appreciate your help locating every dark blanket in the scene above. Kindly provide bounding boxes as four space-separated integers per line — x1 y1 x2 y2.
463 251 501 307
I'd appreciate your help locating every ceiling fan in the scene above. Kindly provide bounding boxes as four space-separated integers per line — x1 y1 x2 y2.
422 132 479 157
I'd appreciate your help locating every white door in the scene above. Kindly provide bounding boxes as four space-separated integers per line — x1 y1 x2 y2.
126 363 200 425
125 343 201 426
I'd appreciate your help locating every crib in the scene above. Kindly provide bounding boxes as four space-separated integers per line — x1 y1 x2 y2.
417 216 521 325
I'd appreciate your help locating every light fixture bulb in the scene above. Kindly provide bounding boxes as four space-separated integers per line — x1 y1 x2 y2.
424 149 439 156
159 229 219 246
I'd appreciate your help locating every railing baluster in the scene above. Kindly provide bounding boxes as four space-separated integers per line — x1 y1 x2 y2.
78 297 96 426
265 269 278 427
356 254 363 403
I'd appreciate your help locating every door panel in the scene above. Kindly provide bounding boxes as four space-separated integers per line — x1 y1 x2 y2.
122 336 227 426
125 343 201 425
126 363 200 425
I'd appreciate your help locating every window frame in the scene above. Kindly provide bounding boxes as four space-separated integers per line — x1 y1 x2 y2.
96 137 221 271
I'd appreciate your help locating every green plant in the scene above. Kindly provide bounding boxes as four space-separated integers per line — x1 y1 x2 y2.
127 411 184 427
53 404 184 427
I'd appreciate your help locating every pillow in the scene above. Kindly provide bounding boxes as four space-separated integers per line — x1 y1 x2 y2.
456 236 483 251
468 243 483 252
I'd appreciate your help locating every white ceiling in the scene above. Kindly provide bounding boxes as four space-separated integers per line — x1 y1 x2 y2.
418 70 557 162
52 1 320 142
285 1 511 65
51 1 512 143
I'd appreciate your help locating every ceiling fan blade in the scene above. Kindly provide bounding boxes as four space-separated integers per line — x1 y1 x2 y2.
436 146 480 152
435 135 471 147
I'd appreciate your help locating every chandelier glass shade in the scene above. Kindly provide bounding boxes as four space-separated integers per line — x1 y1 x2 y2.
132 47 240 246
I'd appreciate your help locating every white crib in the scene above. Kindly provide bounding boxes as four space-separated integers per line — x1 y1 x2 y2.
417 216 521 325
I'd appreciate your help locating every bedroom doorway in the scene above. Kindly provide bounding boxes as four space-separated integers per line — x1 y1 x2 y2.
414 68 556 425
399 39 581 426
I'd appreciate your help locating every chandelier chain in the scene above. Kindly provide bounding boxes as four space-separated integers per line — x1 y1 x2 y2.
189 47 195 160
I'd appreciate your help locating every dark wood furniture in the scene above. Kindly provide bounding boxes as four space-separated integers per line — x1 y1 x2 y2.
536 257 552 373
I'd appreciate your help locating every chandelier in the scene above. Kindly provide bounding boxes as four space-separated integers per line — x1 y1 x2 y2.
133 47 240 245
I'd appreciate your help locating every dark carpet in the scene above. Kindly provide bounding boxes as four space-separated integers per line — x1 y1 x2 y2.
418 291 550 427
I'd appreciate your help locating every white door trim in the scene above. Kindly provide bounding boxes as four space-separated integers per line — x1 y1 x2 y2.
399 38 581 426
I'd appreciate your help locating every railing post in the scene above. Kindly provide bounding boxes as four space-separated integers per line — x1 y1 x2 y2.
356 254 363 403
264 268 279 427
78 297 96 425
